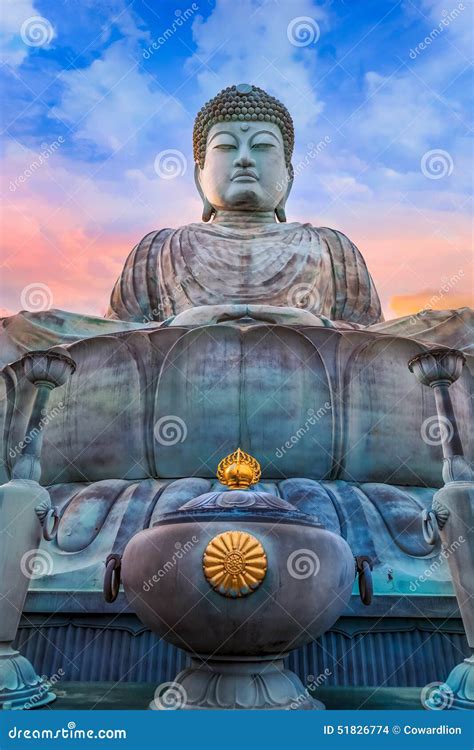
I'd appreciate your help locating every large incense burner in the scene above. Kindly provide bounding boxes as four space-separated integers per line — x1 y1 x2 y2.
119 449 363 710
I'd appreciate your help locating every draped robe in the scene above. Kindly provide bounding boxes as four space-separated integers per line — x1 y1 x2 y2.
106 222 383 326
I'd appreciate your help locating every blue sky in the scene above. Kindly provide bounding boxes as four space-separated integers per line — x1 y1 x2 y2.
1 0 472 316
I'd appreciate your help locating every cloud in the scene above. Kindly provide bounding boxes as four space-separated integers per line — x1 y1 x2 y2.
389 290 472 317
189 0 326 134
344 1 471 164
322 173 372 197
52 40 185 155
0 139 198 315
419 0 472 57
0 0 54 67
353 71 446 152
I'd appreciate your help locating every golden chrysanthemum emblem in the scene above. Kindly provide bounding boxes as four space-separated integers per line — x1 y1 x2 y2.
203 530 267 598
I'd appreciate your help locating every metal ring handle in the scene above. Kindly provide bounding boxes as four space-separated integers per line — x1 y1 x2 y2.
355 556 373 606
43 507 59 542
421 508 439 545
359 560 373 606
103 556 121 603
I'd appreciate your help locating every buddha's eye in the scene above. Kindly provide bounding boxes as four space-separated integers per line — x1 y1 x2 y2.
214 143 237 150
252 142 275 150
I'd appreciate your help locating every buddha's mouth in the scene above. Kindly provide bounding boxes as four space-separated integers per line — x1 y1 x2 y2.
232 170 259 181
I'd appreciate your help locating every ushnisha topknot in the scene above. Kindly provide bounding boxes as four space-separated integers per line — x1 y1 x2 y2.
193 83 295 169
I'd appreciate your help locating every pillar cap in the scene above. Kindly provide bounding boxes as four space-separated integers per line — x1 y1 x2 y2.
408 348 465 387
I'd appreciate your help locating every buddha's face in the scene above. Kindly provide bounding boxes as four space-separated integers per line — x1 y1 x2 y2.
198 121 290 213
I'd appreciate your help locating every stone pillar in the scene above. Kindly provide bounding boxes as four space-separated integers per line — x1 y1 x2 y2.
409 348 473 710
0 347 75 709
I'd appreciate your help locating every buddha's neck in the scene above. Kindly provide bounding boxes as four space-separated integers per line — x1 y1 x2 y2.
212 210 277 227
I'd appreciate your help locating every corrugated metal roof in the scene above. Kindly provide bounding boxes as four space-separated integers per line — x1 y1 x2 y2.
14 615 468 688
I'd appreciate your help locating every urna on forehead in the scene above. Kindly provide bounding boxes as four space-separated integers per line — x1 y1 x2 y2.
193 83 295 167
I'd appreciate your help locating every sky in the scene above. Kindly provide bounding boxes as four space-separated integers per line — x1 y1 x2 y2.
0 0 472 319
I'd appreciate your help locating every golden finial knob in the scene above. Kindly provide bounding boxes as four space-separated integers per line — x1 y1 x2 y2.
216 448 261 489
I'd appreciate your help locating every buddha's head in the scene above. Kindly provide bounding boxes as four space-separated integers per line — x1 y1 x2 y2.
193 83 294 222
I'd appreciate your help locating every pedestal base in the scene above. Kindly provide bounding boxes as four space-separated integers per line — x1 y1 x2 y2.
445 654 474 710
150 655 324 710
0 646 56 710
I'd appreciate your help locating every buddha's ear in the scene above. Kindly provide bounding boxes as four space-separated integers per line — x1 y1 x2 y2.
275 163 294 223
194 164 215 222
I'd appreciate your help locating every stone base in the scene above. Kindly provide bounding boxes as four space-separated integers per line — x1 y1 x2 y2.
150 655 324 710
0 646 56 710
445 654 474 710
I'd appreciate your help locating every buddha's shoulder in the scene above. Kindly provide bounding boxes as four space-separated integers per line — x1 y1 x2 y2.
298 224 359 247
134 223 214 242
132 224 207 251
122 228 174 268
134 227 175 249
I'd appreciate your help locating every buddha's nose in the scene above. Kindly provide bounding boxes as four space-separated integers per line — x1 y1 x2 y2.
234 150 255 168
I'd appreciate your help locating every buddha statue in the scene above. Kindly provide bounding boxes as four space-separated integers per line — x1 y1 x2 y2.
1 83 470 365
106 83 383 327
